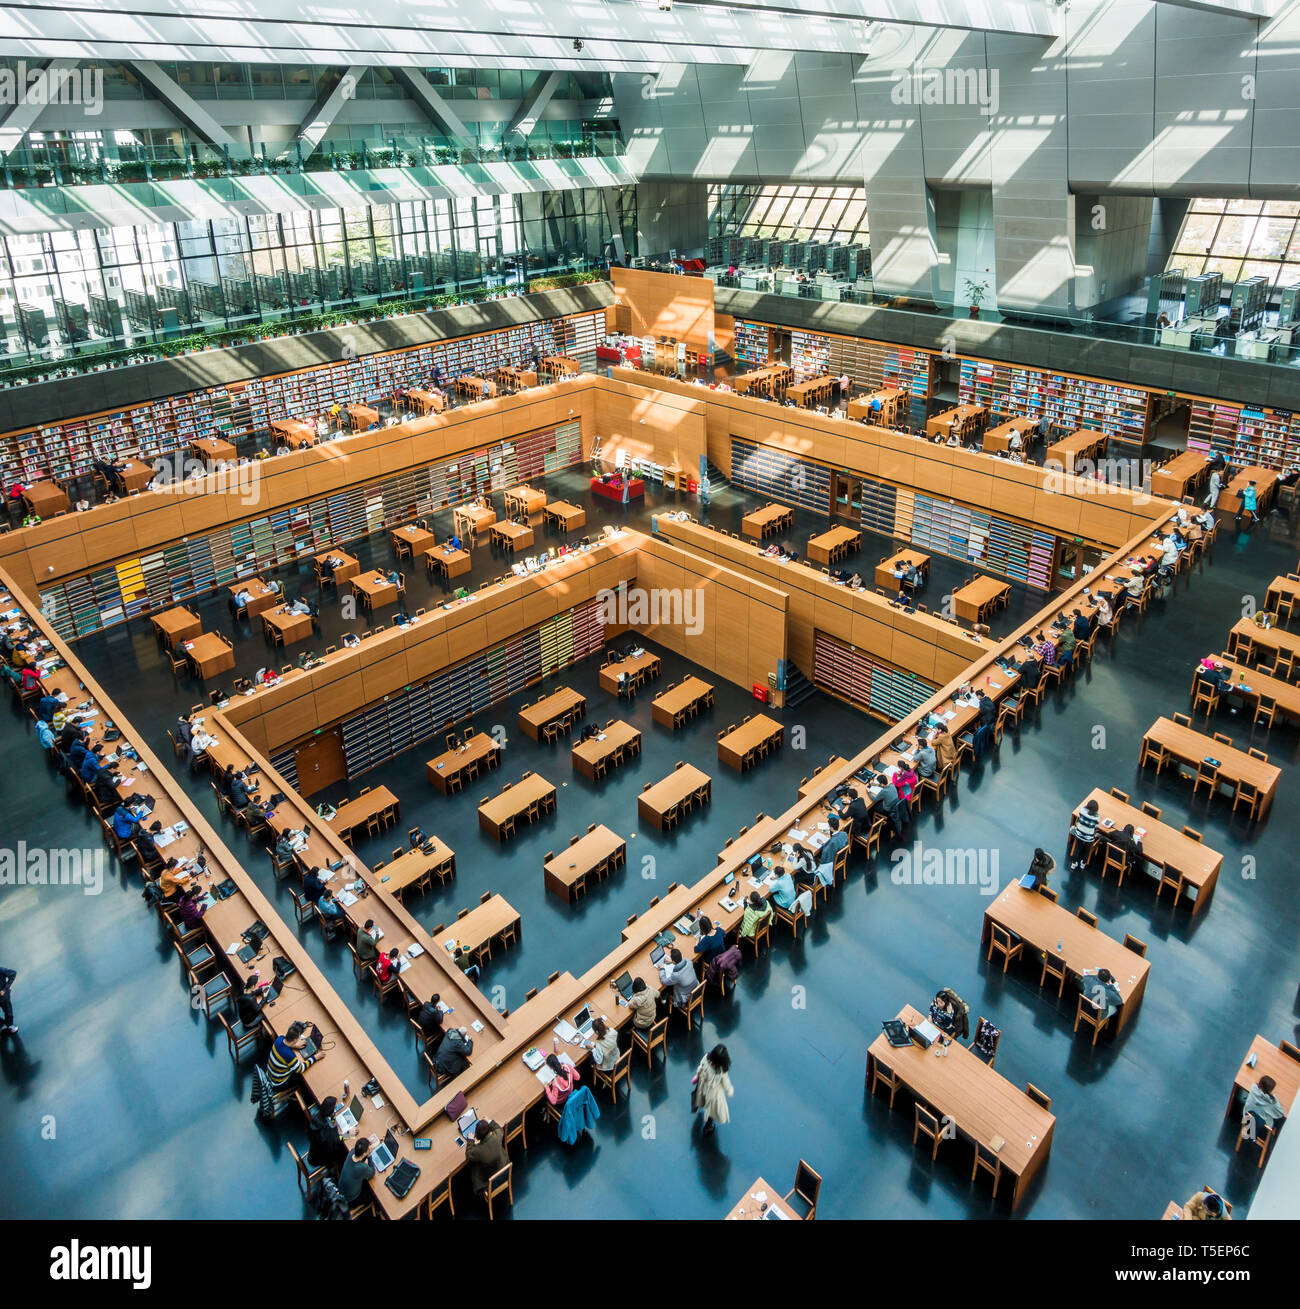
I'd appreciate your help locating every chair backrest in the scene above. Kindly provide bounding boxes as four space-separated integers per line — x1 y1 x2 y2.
1076 907 1097 927
1123 933 1147 958
794 1159 822 1207
1025 1083 1052 1111
1109 787 1129 802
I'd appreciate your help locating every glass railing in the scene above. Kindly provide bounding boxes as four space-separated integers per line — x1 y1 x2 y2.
0 132 626 190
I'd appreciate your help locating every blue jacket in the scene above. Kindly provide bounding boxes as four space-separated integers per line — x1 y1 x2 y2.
112 807 136 839
79 753 102 783
558 1084 600 1145
35 720 55 749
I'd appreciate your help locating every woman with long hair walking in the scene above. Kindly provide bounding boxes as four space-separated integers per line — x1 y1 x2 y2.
692 1044 734 1137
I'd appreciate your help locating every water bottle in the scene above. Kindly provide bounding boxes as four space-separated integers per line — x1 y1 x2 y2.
1057 938 1063 952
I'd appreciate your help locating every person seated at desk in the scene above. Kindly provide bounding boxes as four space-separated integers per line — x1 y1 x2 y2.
355 919 380 967
286 598 312 617
769 868 812 918
317 889 344 923
1033 631 1057 667
870 773 910 838
1094 595 1114 627
1023 848 1055 890
544 1050 581 1108
1055 623 1077 669
111 803 138 844
1105 823 1143 874
1007 427 1024 452
91 768 122 810
929 726 957 774
692 916 728 965
231 588 252 613
35 692 62 723
157 856 197 899
617 975 659 1029
78 746 106 785
255 667 281 687
176 885 207 929
1069 798 1101 870
415 993 446 1049
226 770 253 811
894 763 919 803
1078 968 1123 1023
235 973 271 1030
34 717 56 751
452 945 481 984
1071 608 1093 641
838 787 872 839
785 842 818 888
306 1096 350 1173
319 555 344 581
1197 657 1233 695
189 721 217 756
587 1016 621 1073
914 737 938 780
1160 536 1180 569
738 891 773 942
302 866 330 906
447 534 463 553
1124 571 1145 605
816 815 848 881
267 1021 319 1089
657 948 698 1005
929 990 958 1035
434 1026 474 1079
466 1119 509 1198
1242 1074 1287 1139
1182 1189 1230 1221
338 1138 374 1205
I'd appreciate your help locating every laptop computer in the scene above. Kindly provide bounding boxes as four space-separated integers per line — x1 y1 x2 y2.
301 1022 324 1059
334 1094 364 1134
456 1107 479 1140
369 1128 399 1172
264 973 285 1003
613 970 634 999
650 944 666 966
882 1018 913 1048
571 1005 595 1039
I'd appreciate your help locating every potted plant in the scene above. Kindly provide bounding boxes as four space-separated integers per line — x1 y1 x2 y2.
964 278 990 320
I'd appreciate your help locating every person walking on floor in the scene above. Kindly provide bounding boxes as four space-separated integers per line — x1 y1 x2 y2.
0 965 16 1035
692 1043 734 1138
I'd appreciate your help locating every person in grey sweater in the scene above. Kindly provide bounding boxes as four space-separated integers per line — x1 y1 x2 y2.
338 1138 375 1204
657 949 698 1005
914 739 937 778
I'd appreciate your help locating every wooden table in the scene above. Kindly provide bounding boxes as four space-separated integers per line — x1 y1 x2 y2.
807 525 861 566
983 881 1150 1032
314 549 360 585
478 774 556 841
717 714 783 771
151 605 201 648
543 500 586 531
926 404 987 439
1074 787 1223 914
261 605 313 647
1265 574 1300 622
733 364 792 398
21 480 69 517
540 355 580 379
544 826 626 902
404 388 445 415
436 894 519 962
982 417 1037 453
345 404 379 431
327 787 399 842
229 577 279 618
455 376 497 400
183 631 234 679
1046 429 1107 468
1229 1036 1300 1122
391 523 435 560
426 734 502 792
1228 617 1300 671
505 486 546 517
953 575 1012 623
1151 450 1210 500
866 1005 1055 1210
1141 715 1280 818
787 374 836 408
518 687 586 739
638 764 711 830
189 437 236 466
377 838 455 900
1207 655 1300 726
742 503 794 540
117 458 155 493
270 418 316 449
1219 466 1278 516
652 676 715 729
425 544 472 579
491 521 534 552
846 388 905 426
599 651 661 695
453 504 497 540
875 549 930 591
726 1177 794 1220
494 367 537 392
350 569 399 610
571 720 641 780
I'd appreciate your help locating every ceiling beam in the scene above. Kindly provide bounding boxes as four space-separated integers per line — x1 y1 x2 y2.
0 59 82 157
129 60 237 147
1153 0 1281 16
293 66 368 159
391 68 474 144
508 72 565 139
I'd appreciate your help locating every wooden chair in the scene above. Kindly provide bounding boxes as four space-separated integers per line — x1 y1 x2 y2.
1025 1083 1052 1112
632 1016 669 1068
286 1139 327 1197
970 1016 1001 1067
594 1048 633 1103
869 1058 899 1108
1100 840 1130 885
675 981 705 1032
484 1162 514 1219
913 1104 944 1161
972 1141 1002 1198
1040 950 1068 998
986 923 1022 973
1073 992 1109 1045
1235 1117 1274 1169
1123 933 1148 958
783 1160 822 1220
1075 906 1098 927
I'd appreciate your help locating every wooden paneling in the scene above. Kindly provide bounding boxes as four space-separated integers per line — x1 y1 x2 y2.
610 268 715 352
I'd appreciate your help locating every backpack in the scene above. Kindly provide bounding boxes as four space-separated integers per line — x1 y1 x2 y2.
938 987 971 1040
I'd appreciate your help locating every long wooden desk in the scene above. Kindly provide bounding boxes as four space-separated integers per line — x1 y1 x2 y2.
866 1004 1055 1210
426 733 502 792
270 418 316 449
875 549 930 591
543 500 586 531
638 764 712 830
350 568 399 610
807 525 861 565
982 881 1150 1032
1151 450 1209 500
717 714 783 771
478 773 556 841
926 404 987 440
261 605 313 647
518 687 585 739
571 720 641 780
494 367 537 392
1264 573 1300 621
380 838 456 900
452 503 497 540
505 486 546 517
599 650 661 695
151 605 201 648
726 1177 793 1220
741 502 794 540
1074 788 1222 914
787 374 835 408
1046 429 1107 467
229 576 279 618
22 480 70 517
953 575 1011 624
404 388 445 415
183 631 234 678
1227 617 1300 670
117 458 156 494
1141 715 1280 818
314 548 360 585
983 417 1037 453
436 894 519 963
1218 466 1278 516
327 786 399 842
1230 1036 1300 1123
1206 654 1300 725
425 543 472 579
652 675 714 729
734 364 792 398
540 355 580 379
491 520 534 552
345 403 379 431
391 523 435 560
544 826 626 902
189 436 236 467
846 388 904 426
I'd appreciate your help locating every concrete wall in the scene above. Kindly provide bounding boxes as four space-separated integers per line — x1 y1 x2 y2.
634 181 709 257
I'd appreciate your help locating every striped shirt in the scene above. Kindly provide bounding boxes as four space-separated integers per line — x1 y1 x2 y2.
1073 807 1100 845
266 1036 305 1087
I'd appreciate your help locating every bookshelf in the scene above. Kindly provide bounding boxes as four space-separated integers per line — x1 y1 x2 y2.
336 598 604 776
1186 398 1300 468
812 630 935 724
36 419 585 641
0 310 602 483
730 438 833 516
790 330 831 382
733 320 771 369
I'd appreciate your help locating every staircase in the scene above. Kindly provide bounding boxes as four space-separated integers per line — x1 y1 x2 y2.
705 459 730 489
784 663 816 708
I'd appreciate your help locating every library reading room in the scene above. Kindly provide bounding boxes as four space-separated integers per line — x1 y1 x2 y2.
1 0 1299 1268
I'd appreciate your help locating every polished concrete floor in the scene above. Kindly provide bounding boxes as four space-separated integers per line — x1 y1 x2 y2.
3 466 1298 1221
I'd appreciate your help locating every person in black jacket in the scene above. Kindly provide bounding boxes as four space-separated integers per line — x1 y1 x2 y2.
236 974 268 1030
0 965 17 1035
1107 823 1144 873
872 774 909 837
840 787 872 840
301 866 327 905
1072 608 1092 640
415 994 446 1050
977 692 996 725
307 1097 349 1171
434 1026 473 1079
1015 657 1042 692
229 772 252 810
